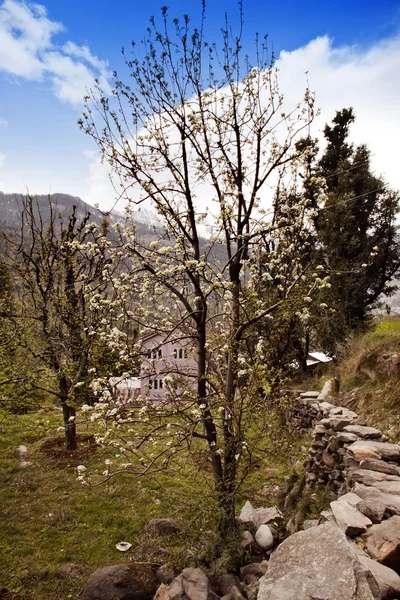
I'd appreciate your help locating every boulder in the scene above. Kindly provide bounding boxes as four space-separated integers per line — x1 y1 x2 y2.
299 391 320 398
144 518 180 536
258 522 379 600
255 525 274 550
361 516 400 575
358 555 400 600
80 563 158 600
348 441 400 463
330 499 372 536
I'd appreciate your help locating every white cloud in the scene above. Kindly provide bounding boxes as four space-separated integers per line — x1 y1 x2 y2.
276 35 400 189
83 32 400 212
0 153 6 167
0 0 110 105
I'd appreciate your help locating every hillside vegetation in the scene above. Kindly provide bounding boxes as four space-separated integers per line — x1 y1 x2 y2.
335 315 400 440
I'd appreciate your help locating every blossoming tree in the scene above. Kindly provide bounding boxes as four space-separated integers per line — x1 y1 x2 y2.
79 6 329 544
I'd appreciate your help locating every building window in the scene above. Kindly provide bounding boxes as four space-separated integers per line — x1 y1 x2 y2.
174 348 188 359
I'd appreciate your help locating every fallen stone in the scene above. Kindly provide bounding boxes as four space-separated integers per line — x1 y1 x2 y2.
348 441 400 463
344 425 383 439
362 516 400 575
255 525 274 550
302 519 318 530
330 499 372 536
358 555 400 600
144 518 180 536
80 563 158 600
257 522 379 600
299 391 320 398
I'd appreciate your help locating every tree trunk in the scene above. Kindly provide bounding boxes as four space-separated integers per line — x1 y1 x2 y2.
60 376 77 451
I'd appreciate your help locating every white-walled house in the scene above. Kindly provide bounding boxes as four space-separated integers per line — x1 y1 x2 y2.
140 332 197 399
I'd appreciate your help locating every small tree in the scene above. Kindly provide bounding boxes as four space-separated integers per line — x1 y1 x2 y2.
80 7 329 545
5 196 114 450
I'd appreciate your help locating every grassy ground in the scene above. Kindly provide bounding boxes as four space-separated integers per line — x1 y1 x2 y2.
0 404 306 600
336 315 400 440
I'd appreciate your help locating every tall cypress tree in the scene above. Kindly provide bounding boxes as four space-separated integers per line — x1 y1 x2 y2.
317 108 400 329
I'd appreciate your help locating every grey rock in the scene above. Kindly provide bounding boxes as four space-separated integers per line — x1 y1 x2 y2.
329 416 356 431
80 564 157 600
240 563 264 585
344 425 383 439
145 518 180 536
362 516 400 575
349 469 400 488
330 499 372 536
216 574 242 597
241 530 255 549
358 555 400 600
255 525 274 550
337 431 359 443
299 391 320 398
253 507 283 527
337 492 364 507
359 459 400 476
302 520 318 530
238 502 282 529
244 581 259 600
320 401 335 413
258 561 269 575
157 564 176 585
318 509 336 524
353 484 400 521
348 441 400 463
59 563 86 580
258 522 379 600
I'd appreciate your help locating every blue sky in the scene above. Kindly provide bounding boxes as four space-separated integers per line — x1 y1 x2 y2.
0 0 400 210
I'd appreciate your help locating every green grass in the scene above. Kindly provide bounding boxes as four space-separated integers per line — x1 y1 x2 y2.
335 315 400 440
0 403 308 600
